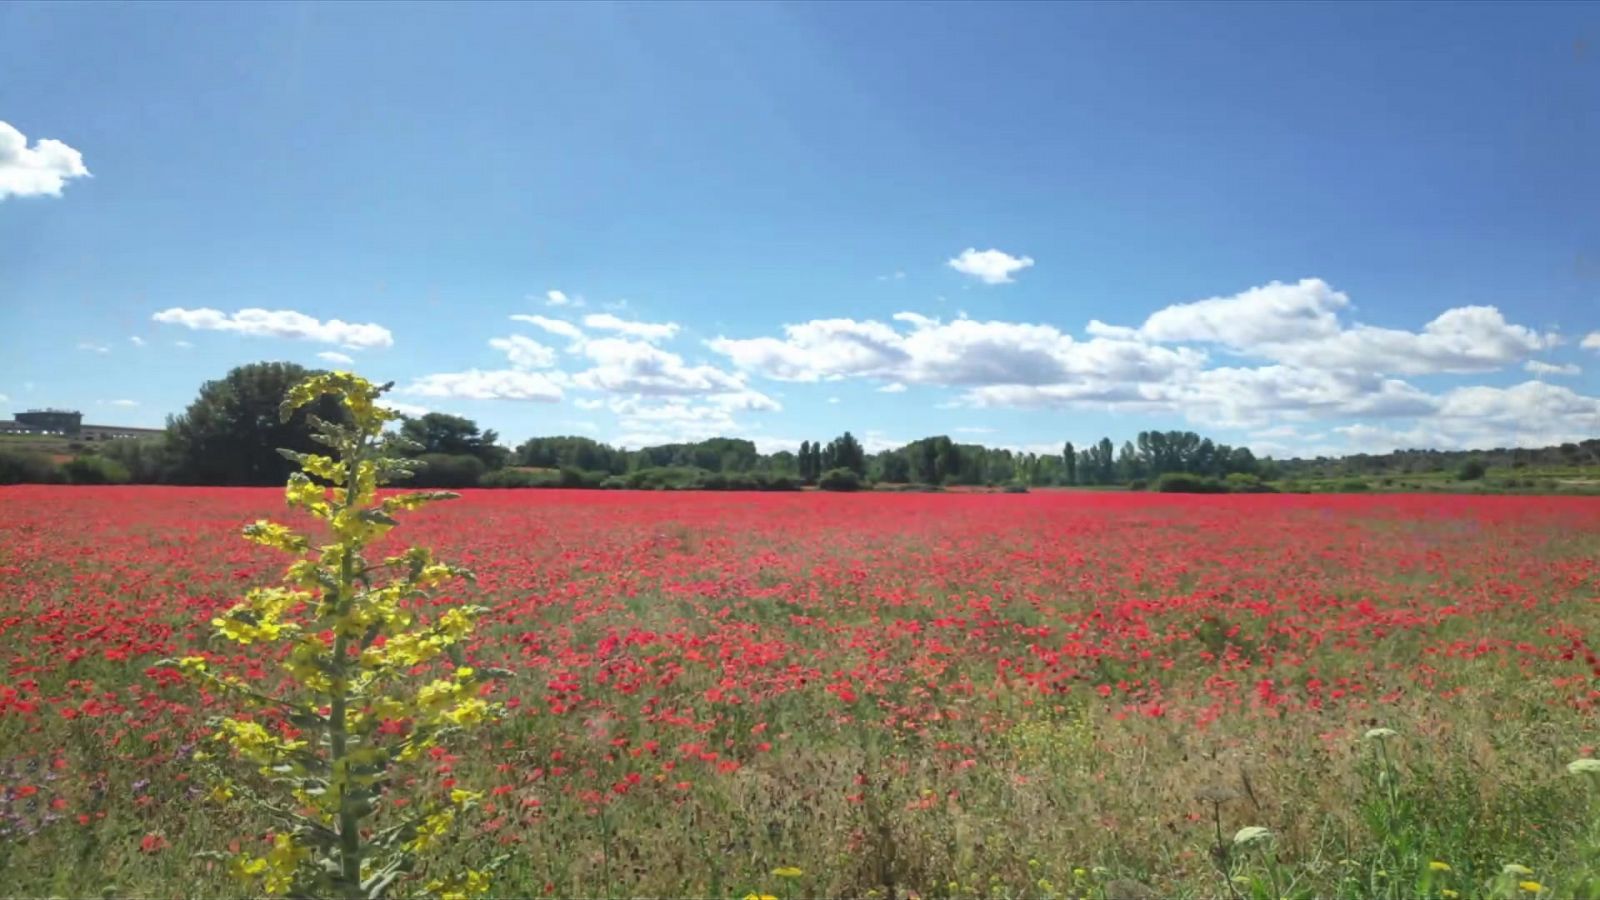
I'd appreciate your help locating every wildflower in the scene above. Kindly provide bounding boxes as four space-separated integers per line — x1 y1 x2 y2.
1429 861 1451 872
1441 891 1460 899
1364 727 1398 740
1503 864 1535 876
1519 881 1543 894
1568 758 1600 775
743 895 778 900
772 867 803 878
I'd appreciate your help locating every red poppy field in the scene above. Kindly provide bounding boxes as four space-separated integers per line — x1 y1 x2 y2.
3 486 1600 899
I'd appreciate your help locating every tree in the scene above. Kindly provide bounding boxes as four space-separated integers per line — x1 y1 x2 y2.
400 413 507 469
1063 442 1077 485
823 431 867 477
166 362 346 486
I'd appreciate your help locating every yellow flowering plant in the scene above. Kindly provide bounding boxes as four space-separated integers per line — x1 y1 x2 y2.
163 372 504 899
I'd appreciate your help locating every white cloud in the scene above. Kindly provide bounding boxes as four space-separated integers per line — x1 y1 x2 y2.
317 351 355 365
1525 359 1580 377
380 400 431 418
1140 278 1349 346
1334 382 1600 452
877 382 907 393
877 271 907 282
153 307 393 349
710 313 1203 388
509 314 585 343
543 289 583 308
827 396 841 404
403 369 563 402
129 336 145 347
0 121 90 199
0 393 9 403
174 340 193 349
574 338 770 401
947 248 1034 285
106 399 138 407
582 313 680 342
1134 279 1551 375
489 335 558 370
77 341 109 354
1583 332 1600 351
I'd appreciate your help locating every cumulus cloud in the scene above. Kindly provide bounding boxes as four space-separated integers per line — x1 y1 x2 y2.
878 382 907 393
947 248 1034 284
403 369 563 402
129 336 146 347
582 313 679 342
77 341 110 354
1583 332 1600 351
1334 381 1600 451
544 289 583 308
574 337 769 400
0 121 90 199
1134 279 1551 375
317 351 355 365
380 400 430 418
152 307 394 350
510 314 584 343
106 399 138 407
710 313 1203 388
489 335 558 370
1525 359 1579 377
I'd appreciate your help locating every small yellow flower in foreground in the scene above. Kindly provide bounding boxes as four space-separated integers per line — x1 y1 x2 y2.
1429 861 1451 872
772 866 803 879
743 894 777 900
1503 864 1535 877
1519 881 1543 894
1569 758 1600 775
1441 891 1460 900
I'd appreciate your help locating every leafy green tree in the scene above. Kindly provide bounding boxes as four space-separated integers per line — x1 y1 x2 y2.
823 431 867 476
1063 441 1077 485
166 362 346 486
399 413 507 469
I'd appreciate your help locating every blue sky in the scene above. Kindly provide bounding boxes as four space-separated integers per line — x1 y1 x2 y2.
2 2 1597 456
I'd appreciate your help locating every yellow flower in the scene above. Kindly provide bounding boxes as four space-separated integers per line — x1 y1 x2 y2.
1441 891 1460 900
772 867 803 878
450 788 483 807
1429 861 1451 872
1519 882 1543 894
743 894 778 900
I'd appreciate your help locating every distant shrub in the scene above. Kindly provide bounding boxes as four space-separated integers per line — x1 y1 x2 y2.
99 437 172 483
1223 473 1278 494
1457 459 1488 481
410 452 485 488
1339 479 1369 492
1002 481 1029 494
0 448 64 484
62 455 131 485
1127 478 1148 491
1154 472 1226 494
818 467 863 492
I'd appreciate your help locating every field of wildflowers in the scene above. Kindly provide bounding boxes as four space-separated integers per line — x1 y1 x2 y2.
3 484 1600 898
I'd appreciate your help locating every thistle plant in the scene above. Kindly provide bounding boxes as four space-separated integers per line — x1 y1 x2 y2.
165 372 502 899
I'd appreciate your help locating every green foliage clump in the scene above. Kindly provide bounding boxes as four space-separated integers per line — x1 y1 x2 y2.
0 448 63 484
1154 472 1227 494
408 453 486 489
818 467 863 492
63 455 131 485
1457 459 1488 481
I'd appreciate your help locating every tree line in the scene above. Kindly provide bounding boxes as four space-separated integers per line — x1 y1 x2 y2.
3 360 1593 490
